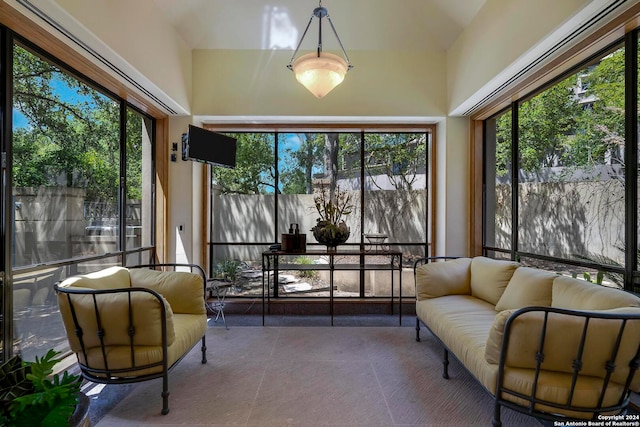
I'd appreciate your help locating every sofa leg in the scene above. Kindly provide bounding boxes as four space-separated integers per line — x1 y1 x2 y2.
442 349 450 379
415 318 421 342
161 374 170 415
492 402 502 427
201 336 207 364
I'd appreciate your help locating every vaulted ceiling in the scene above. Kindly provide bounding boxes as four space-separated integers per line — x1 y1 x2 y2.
151 0 487 52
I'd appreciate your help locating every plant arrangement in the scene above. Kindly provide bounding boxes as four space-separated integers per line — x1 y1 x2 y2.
294 256 318 279
311 184 353 248
0 349 82 426
213 259 244 282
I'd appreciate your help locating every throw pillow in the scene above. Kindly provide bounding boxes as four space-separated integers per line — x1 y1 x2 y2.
495 266 557 311
469 257 520 305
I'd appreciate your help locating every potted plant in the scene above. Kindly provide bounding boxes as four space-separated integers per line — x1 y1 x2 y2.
311 184 353 250
0 349 89 426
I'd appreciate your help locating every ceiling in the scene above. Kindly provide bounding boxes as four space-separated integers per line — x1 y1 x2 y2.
151 0 487 52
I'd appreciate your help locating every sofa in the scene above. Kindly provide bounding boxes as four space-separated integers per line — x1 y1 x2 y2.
414 256 640 427
55 263 208 415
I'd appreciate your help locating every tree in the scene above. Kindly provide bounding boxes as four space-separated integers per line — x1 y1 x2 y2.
364 133 427 190
13 45 123 203
279 133 323 194
495 44 627 177
212 133 275 194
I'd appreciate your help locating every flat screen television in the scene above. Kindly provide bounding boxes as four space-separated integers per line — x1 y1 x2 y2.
181 125 237 168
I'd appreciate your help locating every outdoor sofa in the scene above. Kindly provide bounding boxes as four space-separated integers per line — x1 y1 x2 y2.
55 263 208 415
414 256 640 427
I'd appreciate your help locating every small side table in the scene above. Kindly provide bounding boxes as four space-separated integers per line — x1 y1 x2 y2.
206 279 233 330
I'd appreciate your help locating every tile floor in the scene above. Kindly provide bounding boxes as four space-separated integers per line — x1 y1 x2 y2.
89 314 541 426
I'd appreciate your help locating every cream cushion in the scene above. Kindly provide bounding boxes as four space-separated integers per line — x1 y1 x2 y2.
494 267 556 311
129 268 205 314
415 258 471 300
61 266 131 290
552 276 640 309
470 257 519 305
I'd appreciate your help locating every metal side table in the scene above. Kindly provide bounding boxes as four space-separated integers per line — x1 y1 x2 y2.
206 279 233 329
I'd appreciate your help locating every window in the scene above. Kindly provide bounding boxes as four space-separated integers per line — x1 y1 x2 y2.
9 41 156 360
484 41 629 289
13 44 121 266
484 110 512 256
208 129 432 299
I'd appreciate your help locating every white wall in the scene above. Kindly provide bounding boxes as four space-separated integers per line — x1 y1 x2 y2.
168 116 202 265
192 49 447 117
447 0 590 115
51 0 192 114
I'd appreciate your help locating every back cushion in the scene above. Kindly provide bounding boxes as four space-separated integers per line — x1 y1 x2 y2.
552 276 640 310
129 268 205 314
415 258 472 300
495 267 557 311
470 257 520 305
58 266 131 290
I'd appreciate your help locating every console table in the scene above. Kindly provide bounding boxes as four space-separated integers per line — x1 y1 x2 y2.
261 249 402 325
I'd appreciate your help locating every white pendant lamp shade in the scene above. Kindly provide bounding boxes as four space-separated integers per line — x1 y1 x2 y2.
292 52 348 98
287 2 353 98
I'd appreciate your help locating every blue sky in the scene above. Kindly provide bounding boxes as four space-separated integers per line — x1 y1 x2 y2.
13 110 27 128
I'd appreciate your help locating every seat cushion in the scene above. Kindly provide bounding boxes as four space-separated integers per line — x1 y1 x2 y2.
470 257 520 305
417 295 499 393
57 290 176 350
78 313 207 378
495 267 556 311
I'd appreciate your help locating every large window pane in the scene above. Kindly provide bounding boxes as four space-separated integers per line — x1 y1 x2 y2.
209 130 432 299
277 132 325 244
485 110 512 251
363 133 427 245
12 44 120 266
518 44 625 270
126 109 153 249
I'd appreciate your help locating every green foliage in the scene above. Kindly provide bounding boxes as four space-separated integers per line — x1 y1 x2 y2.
213 133 275 194
294 256 318 279
0 349 81 426
13 44 144 204
495 44 627 176
213 260 244 282
280 133 324 194
363 133 427 190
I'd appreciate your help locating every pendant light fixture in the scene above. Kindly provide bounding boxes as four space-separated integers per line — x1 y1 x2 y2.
287 1 353 98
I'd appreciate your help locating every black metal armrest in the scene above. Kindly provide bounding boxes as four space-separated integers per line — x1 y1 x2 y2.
495 306 640 424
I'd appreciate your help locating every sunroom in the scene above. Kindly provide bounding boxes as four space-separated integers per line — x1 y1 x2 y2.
1 0 639 425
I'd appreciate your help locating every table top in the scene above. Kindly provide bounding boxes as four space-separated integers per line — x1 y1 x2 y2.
263 248 402 256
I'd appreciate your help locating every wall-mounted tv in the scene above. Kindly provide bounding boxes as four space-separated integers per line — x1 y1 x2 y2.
181 125 237 168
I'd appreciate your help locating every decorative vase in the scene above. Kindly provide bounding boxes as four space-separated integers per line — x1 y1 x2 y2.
69 392 92 427
311 220 350 250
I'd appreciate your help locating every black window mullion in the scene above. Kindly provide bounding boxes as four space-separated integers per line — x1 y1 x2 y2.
624 30 638 291
274 132 279 243
119 102 127 258
510 102 519 262
359 130 365 297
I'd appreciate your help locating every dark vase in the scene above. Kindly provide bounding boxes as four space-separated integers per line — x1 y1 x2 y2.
311 220 350 250
69 392 92 427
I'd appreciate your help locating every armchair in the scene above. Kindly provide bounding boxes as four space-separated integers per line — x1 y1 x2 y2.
54 263 208 415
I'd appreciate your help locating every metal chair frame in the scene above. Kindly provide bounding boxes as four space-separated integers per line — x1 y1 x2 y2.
54 263 208 415
412 257 640 426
